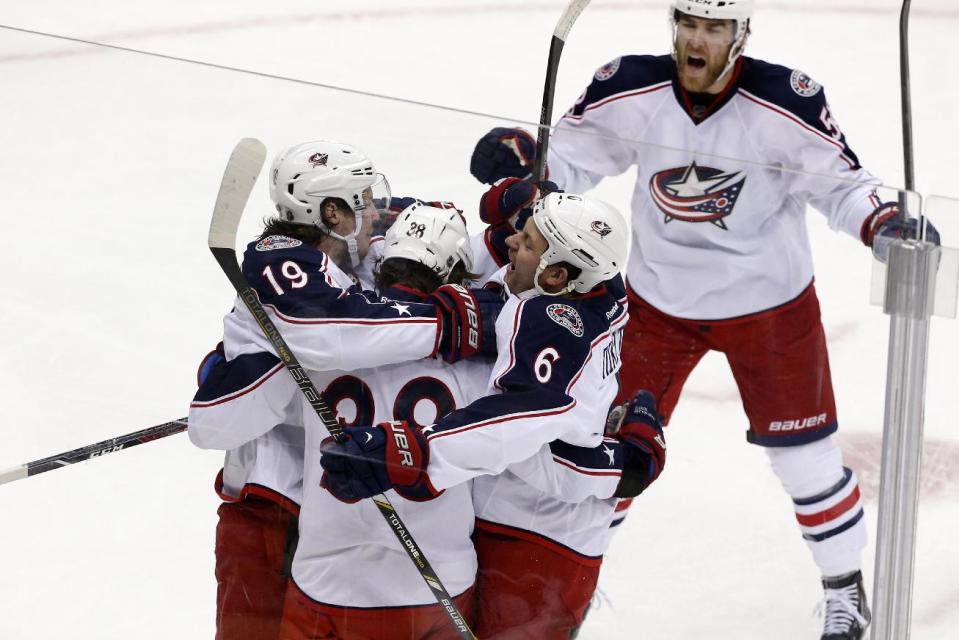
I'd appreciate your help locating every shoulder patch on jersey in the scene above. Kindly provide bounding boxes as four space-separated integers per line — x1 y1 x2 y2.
594 57 622 81
789 69 821 97
256 235 303 251
546 303 584 337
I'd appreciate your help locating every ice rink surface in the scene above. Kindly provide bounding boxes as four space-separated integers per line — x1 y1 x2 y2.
0 1 956 638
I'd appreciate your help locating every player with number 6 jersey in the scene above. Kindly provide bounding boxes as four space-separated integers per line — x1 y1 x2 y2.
320 191 658 638
463 1 943 636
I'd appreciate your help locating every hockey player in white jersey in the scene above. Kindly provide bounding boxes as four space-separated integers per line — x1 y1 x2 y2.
275 202 490 639
321 192 669 638
188 141 502 640
468 2 941 638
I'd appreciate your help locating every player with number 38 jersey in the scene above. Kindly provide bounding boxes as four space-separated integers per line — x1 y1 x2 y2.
189 142 503 640
320 192 656 639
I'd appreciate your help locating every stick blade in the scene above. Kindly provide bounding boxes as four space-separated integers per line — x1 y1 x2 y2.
554 0 591 41
208 137 268 250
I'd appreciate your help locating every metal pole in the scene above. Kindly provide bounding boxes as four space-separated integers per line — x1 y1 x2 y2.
870 239 939 640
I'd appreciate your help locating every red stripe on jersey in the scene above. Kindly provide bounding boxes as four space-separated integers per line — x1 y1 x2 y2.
566 310 628 393
427 399 577 442
265 302 437 326
737 90 856 169
795 485 861 527
551 456 622 478
565 81 672 121
615 498 633 512
492 300 526 392
190 362 285 408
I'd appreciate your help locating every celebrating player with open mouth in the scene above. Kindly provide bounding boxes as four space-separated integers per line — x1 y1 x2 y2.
469 1 942 638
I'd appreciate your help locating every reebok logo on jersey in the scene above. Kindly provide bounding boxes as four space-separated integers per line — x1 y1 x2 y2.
594 57 621 81
789 70 822 97
546 303 584 337
769 413 827 432
256 235 303 251
649 162 746 229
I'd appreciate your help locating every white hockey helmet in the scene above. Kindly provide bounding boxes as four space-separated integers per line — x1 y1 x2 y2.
530 192 628 296
669 0 753 80
382 202 474 282
268 141 391 266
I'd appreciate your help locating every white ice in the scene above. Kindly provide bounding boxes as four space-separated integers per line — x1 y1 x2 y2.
0 1 956 638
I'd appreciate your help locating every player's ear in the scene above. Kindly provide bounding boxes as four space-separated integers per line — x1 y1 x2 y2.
540 264 569 292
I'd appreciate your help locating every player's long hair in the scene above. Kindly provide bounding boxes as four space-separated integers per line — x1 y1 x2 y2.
260 197 354 245
374 257 479 295
259 216 329 244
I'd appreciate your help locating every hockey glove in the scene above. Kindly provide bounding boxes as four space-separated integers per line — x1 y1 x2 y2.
196 342 225 387
861 203 942 262
610 391 667 499
319 421 438 503
470 127 539 185
479 177 560 231
430 284 504 363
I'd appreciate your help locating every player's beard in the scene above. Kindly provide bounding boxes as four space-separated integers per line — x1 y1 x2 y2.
676 42 730 93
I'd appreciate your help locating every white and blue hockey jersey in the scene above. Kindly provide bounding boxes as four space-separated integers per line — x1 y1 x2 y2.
549 55 886 320
424 275 630 559
190 234 438 507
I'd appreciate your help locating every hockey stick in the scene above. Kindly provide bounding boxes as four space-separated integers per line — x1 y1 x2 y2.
207 138 476 640
899 0 914 196
0 418 188 486
532 0 592 185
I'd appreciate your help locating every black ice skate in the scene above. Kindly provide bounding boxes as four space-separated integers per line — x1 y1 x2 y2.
818 570 871 640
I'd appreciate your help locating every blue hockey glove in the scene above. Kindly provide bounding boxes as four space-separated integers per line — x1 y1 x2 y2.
609 390 667 498
479 177 560 231
470 127 539 185
196 342 225 387
861 203 942 262
320 421 437 503
429 284 504 363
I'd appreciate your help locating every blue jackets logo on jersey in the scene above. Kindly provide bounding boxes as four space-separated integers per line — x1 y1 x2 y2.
649 162 746 229
594 57 621 81
546 304 584 337
255 235 304 251
789 70 821 97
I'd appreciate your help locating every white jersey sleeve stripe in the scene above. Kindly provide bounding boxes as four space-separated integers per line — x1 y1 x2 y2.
738 90 856 169
190 362 285 408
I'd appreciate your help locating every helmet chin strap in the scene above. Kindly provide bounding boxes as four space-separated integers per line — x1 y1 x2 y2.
322 210 364 269
532 258 575 297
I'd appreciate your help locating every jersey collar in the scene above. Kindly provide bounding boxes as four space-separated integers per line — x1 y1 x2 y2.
672 58 743 125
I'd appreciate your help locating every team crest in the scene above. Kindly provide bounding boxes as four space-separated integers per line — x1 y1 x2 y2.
308 152 329 167
789 69 821 97
256 235 303 251
649 162 746 229
594 57 621 82
546 304 584 337
591 220 613 237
